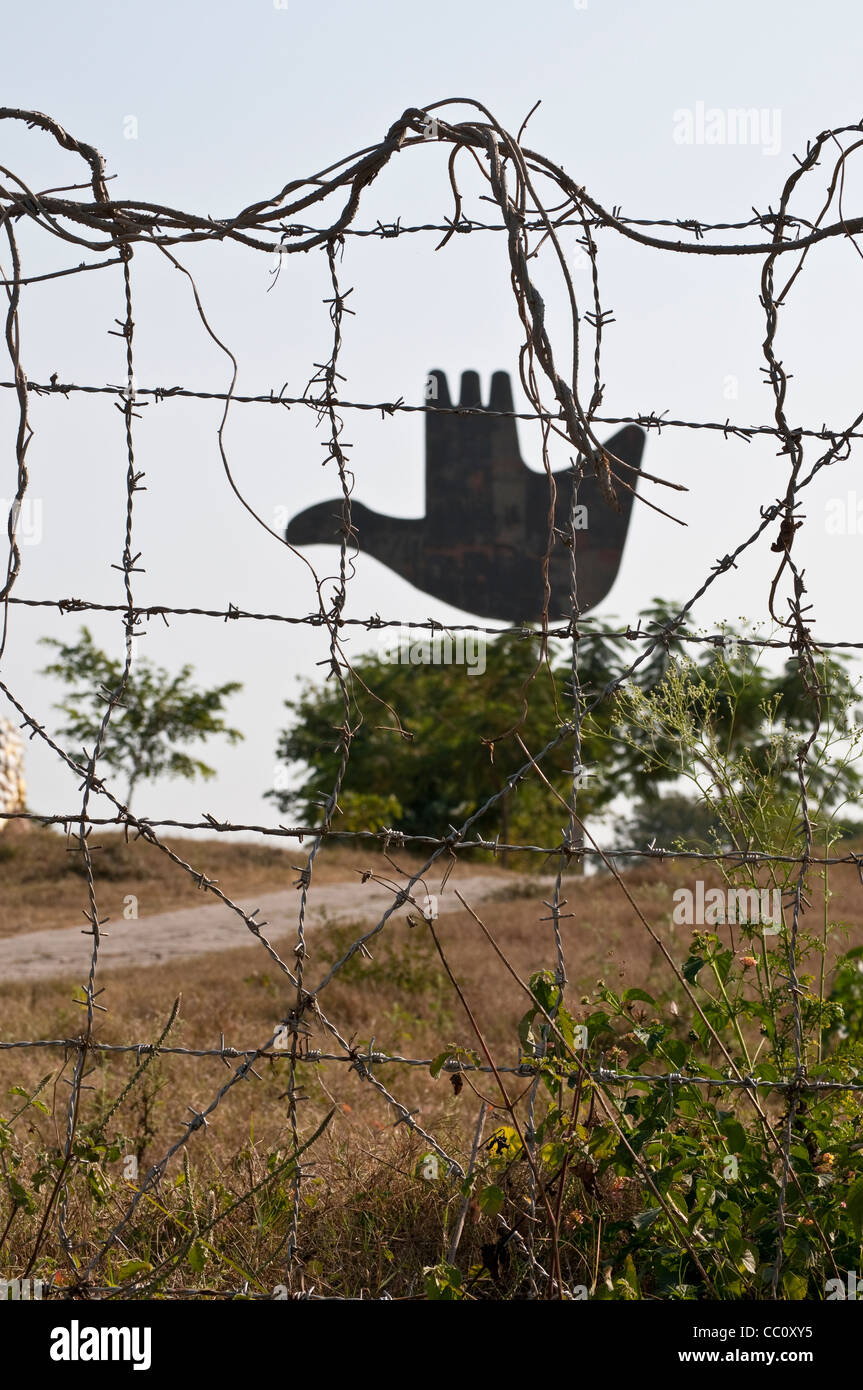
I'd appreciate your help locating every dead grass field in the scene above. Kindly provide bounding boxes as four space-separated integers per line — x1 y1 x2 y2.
0 823 455 937
2 835 862 1158
2 827 862 1295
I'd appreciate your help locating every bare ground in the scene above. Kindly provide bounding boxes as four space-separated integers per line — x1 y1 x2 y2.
0 869 541 982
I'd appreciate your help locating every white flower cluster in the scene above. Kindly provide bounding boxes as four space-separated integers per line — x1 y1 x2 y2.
0 718 26 827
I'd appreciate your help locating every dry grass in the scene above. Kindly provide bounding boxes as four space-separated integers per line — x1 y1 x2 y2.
2 852 862 1152
0 823 448 937
2 832 862 1296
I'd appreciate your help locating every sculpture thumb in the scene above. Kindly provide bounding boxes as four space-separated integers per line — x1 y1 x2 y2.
286 500 425 586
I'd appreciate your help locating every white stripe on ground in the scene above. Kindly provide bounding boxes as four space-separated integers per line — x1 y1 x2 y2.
0 873 536 983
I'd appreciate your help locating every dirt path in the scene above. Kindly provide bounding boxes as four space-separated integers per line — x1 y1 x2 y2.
0 872 536 983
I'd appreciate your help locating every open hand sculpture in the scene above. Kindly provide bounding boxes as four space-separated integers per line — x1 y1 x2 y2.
286 369 645 622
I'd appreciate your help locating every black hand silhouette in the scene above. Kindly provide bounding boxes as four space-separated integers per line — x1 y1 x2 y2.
286 370 645 622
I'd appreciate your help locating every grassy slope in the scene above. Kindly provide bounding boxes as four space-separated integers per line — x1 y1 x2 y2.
0 825 439 936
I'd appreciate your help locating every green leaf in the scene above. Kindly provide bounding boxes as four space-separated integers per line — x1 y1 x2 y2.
845 1174 863 1238
722 1120 747 1153
517 1012 539 1054
477 1185 505 1217
429 1046 479 1079
623 988 656 1007
7 1175 35 1214
782 1270 809 1301
719 1199 743 1227
588 1127 618 1160
188 1239 208 1274
586 1010 615 1043
631 1207 661 1231
423 1262 464 1300
682 955 706 984
634 1025 666 1054
529 971 561 1015
554 1006 578 1052
540 1142 567 1170
620 1253 640 1296
429 1050 453 1079
116 1260 153 1281
485 1126 520 1161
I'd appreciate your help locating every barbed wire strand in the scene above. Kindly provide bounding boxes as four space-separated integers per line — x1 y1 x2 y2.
1 101 862 1299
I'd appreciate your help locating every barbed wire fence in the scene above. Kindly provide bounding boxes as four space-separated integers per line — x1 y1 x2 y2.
1 99 862 1299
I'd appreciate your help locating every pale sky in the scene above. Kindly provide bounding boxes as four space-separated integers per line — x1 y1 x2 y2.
2 0 862 837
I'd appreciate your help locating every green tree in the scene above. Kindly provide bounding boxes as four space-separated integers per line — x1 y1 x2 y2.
268 627 642 853
614 620 863 853
40 627 244 808
270 605 863 859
